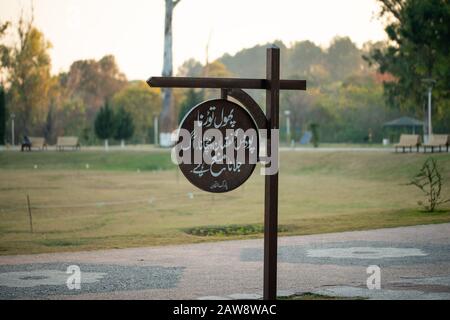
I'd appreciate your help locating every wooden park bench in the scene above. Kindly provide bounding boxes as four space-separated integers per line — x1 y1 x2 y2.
423 134 449 153
56 136 80 151
29 137 47 150
21 137 47 151
394 134 421 153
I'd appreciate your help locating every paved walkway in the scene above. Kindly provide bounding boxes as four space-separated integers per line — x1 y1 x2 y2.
1 223 450 300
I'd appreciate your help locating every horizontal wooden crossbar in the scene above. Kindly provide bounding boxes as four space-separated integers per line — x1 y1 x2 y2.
147 77 307 90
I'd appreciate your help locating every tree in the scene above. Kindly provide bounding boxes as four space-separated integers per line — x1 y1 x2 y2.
0 86 5 145
202 60 232 100
0 14 53 135
160 0 182 147
43 104 55 144
178 89 204 123
282 90 321 141
112 81 161 143
219 40 288 78
94 102 115 150
369 0 450 129
0 21 10 84
288 40 324 77
41 75 63 144
177 59 203 77
326 36 364 81
205 61 232 78
61 55 127 122
309 123 320 148
114 106 134 148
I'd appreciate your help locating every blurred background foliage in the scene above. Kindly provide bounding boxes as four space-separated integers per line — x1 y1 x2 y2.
0 0 448 145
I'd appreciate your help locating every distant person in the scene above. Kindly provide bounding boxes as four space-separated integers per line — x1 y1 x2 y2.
21 135 31 152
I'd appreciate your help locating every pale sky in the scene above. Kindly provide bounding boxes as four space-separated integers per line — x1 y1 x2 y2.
0 0 387 80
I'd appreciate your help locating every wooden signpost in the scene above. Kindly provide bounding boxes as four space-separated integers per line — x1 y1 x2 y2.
147 46 306 300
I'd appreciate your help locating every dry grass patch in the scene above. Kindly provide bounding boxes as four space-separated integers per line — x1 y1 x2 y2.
0 151 449 255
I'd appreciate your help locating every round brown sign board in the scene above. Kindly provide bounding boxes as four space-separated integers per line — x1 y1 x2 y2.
177 99 258 193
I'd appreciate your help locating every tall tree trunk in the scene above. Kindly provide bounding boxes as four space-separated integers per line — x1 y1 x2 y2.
160 0 180 147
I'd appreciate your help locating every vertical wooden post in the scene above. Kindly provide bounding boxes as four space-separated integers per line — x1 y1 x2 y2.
264 46 280 300
147 49 306 300
26 194 33 233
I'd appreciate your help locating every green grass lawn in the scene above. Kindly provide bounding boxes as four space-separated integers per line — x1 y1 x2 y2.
0 150 174 171
0 150 449 255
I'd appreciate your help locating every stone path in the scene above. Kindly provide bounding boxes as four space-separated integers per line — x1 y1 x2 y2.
1 223 450 300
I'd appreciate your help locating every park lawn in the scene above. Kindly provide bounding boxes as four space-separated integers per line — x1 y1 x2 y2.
0 149 174 171
0 150 449 255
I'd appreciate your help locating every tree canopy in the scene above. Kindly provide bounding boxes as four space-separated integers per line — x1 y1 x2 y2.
112 81 161 143
368 0 450 130
0 86 5 145
94 102 115 141
2 3 447 145
114 106 134 142
0 15 53 135
178 89 204 123
60 55 127 122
